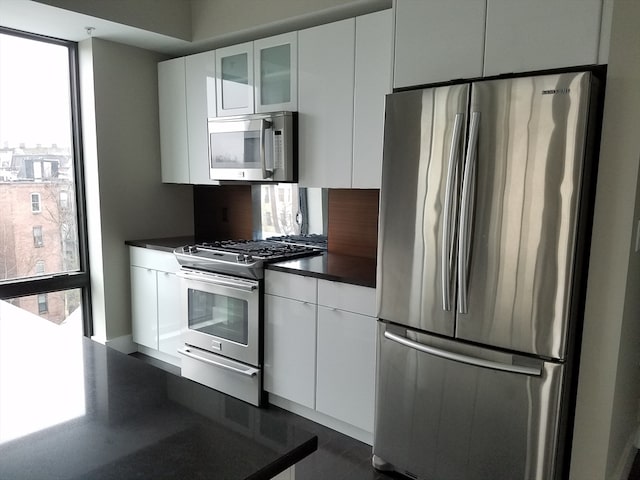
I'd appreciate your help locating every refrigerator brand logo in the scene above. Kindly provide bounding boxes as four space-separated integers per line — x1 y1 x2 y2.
542 88 571 95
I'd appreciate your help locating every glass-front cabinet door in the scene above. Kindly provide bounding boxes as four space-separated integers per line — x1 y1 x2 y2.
254 32 297 112
216 42 255 116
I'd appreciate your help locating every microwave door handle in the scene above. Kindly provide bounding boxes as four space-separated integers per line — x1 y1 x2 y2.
260 118 273 179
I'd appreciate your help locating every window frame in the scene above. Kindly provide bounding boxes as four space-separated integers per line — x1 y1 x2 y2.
33 225 44 247
31 192 41 213
0 26 93 337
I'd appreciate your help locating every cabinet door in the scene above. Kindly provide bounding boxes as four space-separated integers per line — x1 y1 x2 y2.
264 294 316 409
298 19 355 188
254 32 297 113
185 51 218 185
484 0 602 76
316 306 376 432
353 10 393 189
158 57 190 183
157 271 182 358
394 0 486 88
130 266 159 349
216 42 254 116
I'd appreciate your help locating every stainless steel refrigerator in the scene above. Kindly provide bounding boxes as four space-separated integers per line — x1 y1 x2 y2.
373 72 600 480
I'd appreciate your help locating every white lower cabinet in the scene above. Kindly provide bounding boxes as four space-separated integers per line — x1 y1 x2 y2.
316 306 376 432
264 270 377 443
131 265 159 349
264 294 317 409
129 247 182 365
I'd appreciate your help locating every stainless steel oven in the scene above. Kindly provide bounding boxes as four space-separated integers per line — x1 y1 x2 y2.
177 268 263 406
173 240 322 407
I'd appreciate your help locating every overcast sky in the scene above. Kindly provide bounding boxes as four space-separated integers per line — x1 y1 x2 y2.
0 33 72 150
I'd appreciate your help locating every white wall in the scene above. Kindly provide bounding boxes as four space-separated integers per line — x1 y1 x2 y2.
570 0 640 478
33 0 192 40
78 38 194 343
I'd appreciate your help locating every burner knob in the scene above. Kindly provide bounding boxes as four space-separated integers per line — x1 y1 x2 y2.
189 246 198 254
237 254 245 262
245 255 253 263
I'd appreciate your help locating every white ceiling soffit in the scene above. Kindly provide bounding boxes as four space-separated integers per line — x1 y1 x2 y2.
0 0 192 54
0 0 392 56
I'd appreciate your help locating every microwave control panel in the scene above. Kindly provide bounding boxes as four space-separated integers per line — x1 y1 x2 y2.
274 130 284 170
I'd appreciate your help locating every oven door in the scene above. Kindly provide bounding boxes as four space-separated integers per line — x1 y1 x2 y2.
178 268 261 367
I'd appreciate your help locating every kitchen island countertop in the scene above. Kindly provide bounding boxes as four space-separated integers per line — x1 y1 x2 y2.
0 309 317 480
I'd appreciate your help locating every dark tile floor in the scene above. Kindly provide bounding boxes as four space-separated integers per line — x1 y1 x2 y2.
131 353 400 479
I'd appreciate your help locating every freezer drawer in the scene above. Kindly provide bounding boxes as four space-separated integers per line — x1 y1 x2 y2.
373 322 565 480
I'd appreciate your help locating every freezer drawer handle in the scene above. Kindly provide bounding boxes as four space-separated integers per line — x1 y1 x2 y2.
442 113 464 311
458 111 480 314
383 330 542 376
178 347 259 377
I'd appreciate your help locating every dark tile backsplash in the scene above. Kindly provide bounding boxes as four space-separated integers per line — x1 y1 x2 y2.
328 189 379 260
193 185 253 241
193 185 380 260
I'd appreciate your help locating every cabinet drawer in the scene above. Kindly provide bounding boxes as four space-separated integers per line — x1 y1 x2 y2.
129 246 179 273
317 279 376 317
265 270 317 303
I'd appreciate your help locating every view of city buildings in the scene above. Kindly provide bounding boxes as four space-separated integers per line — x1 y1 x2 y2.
0 144 80 324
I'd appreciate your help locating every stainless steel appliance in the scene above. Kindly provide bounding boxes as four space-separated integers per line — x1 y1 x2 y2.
208 111 296 182
373 72 600 480
174 240 320 406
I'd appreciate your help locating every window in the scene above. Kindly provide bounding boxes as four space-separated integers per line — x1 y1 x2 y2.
0 27 91 335
33 226 43 247
37 293 48 314
31 192 41 212
59 190 68 209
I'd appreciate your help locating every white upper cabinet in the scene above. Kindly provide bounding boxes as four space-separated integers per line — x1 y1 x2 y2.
484 0 603 76
298 18 355 188
216 33 297 116
158 57 189 183
254 32 298 113
185 51 218 184
159 52 217 184
353 9 393 189
216 42 255 116
393 0 486 88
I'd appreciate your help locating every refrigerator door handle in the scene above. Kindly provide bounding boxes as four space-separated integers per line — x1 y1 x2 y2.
442 113 464 311
458 111 480 314
384 330 542 376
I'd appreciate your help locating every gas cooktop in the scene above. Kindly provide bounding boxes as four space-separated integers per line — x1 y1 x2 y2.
174 239 322 279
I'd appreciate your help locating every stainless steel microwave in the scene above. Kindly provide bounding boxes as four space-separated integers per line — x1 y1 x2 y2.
208 111 296 182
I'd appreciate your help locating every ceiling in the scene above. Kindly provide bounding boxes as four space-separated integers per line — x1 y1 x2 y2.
0 0 193 54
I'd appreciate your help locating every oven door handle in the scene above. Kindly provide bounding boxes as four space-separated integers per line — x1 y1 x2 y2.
178 348 259 377
177 270 258 292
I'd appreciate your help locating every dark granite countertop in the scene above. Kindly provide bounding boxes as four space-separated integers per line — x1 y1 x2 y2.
266 252 377 288
125 238 377 288
0 316 317 480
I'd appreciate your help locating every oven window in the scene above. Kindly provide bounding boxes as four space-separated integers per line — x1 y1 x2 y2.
210 131 261 168
187 288 249 345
